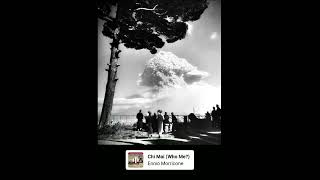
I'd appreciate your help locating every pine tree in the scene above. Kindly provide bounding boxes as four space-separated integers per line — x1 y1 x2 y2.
98 0 209 128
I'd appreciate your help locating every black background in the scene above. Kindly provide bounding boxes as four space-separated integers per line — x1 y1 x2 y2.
4 0 311 179
97 145 222 177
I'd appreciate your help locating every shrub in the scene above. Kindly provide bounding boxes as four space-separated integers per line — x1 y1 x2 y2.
97 122 122 136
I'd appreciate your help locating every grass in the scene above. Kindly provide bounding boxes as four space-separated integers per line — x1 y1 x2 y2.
97 121 139 140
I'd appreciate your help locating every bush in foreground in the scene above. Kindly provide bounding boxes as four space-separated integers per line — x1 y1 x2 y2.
97 122 122 136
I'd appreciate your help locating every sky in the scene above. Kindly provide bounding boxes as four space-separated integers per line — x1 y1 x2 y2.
98 0 221 115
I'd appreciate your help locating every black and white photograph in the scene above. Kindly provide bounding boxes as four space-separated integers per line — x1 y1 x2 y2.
97 0 221 145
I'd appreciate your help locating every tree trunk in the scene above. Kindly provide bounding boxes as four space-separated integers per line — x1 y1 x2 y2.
98 41 120 128
99 3 120 128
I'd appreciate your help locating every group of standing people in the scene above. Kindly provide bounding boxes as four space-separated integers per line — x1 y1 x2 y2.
136 104 221 135
136 110 178 135
206 104 222 128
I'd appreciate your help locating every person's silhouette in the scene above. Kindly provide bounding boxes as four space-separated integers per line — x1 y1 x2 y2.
206 111 211 121
157 110 164 134
146 111 153 136
163 112 169 133
171 112 177 132
152 113 157 133
216 105 221 118
211 107 217 128
216 105 221 129
136 110 144 131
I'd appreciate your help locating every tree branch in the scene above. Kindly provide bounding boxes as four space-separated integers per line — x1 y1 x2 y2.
134 4 167 16
99 16 114 22
155 11 167 15
135 4 158 11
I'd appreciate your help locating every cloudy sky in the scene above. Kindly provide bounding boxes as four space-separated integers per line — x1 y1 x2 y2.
98 0 221 115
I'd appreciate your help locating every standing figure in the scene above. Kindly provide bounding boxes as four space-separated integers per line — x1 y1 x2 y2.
183 116 188 128
145 111 153 136
171 112 178 132
206 111 211 121
136 110 144 131
152 113 158 133
157 110 164 134
216 105 221 119
216 104 221 129
211 107 217 128
163 112 170 133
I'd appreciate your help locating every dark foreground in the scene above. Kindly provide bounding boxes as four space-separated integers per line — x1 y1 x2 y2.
98 125 221 145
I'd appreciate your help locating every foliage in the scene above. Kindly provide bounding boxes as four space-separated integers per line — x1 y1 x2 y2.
97 0 209 54
97 122 122 135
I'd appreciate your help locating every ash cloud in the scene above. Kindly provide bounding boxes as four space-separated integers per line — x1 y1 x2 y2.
137 51 209 88
99 51 220 115
108 51 219 115
184 69 209 84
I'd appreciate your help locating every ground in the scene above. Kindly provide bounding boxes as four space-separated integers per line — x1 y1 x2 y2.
98 125 221 145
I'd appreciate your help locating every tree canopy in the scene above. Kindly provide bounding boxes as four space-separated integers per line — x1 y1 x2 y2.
97 0 209 54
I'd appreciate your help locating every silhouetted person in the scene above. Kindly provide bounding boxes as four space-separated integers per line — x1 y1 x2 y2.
171 112 177 132
163 112 170 133
211 107 217 128
136 110 144 131
205 111 211 121
188 113 197 121
183 116 188 127
145 111 153 136
157 110 164 134
152 113 158 133
216 105 221 129
188 113 199 128
216 105 221 118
